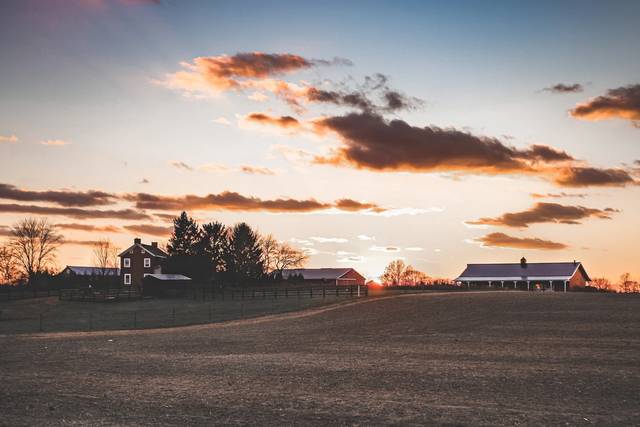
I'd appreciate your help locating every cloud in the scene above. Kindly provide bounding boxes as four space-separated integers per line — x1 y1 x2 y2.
405 247 424 251
554 167 635 187
212 117 231 125
475 232 567 250
337 255 365 263
312 112 578 175
530 192 587 199
139 178 150 184
0 183 117 207
369 245 400 253
542 83 584 94
0 135 18 143
40 139 71 146
245 112 302 129
357 234 375 241
0 203 151 220
170 161 194 171
570 84 640 125
56 223 121 233
124 191 382 214
248 92 269 102
160 52 350 98
239 165 276 176
290 238 314 246
62 238 105 247
310 236 348 243
334 198 384 213
123 224 172 237
467 202 618 228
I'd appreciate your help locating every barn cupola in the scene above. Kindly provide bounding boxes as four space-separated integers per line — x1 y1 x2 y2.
520 257 527 268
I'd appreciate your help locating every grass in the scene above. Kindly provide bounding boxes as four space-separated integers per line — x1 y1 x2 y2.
1 292 639 425
0 292 356 334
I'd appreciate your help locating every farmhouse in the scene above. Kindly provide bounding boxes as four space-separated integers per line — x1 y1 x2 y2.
455 257 591 292
118 238 168 287
282 268 366 286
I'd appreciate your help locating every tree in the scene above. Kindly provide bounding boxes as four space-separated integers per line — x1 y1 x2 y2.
261 235 308 276
10 218 63 282
619 273 633 293
225 223 264 284
92 239 119 274
381 259 406 286
0 244 18 284
166 212 200 256
592 277 612 292
197 221 228 276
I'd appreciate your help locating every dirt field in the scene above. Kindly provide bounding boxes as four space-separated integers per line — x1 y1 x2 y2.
1 292 639 426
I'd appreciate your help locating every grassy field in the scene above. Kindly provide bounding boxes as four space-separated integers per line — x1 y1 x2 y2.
0 292 355 334
1 292 639 425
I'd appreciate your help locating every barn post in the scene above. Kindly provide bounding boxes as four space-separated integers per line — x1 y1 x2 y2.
514 281 517 290
488 281 492 288
549 280 553 291
501 281 504 289
564 280 567 293
527 281 530 291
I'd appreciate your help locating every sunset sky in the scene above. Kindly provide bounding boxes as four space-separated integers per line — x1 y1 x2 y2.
1 0 639 281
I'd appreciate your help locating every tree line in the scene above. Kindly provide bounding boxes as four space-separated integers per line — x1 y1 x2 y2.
162 212 308 285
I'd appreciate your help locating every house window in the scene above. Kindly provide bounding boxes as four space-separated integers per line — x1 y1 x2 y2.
124 274 131 285
123 258 131 268
144 258 151 268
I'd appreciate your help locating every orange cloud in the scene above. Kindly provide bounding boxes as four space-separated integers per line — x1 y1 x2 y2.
0 183 117 207
123 224 172 237
0 203 151 220
467 202 618 228
570 84 640 124
245 112 302 129
40 139 71 146
475 232 567 250
0 135 18 143
56 223 121 233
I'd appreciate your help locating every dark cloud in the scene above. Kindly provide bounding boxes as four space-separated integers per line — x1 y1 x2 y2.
334 199 385 213
542 83 584 94
530 192 587 199
246 113 301 129
570 84 640 124
522 145 574 162
170 161 194 171
0 183 116 207
313 112 552 174
56 223 121 233
124 191 381 213
554 167 636 187
123 224 172 237
61 239 104 247
239 165 276 175
475 232 567 250
0 203 151 220
468 202 618 228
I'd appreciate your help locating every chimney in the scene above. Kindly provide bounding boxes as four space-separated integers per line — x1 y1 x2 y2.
520 257 527 268
151 242 158 248
134 238 141 245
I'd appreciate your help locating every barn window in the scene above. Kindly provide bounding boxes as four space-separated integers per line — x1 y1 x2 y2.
123 258 131 268
124 274 131 285
144 258 151 268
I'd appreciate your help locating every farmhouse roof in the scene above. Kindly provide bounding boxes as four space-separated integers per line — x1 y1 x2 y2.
145 274 192 281
456 262 590 282
61 266 120 276
282 268 356 280
118 241 168 258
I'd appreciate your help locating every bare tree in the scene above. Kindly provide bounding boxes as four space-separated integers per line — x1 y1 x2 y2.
92 239 119 274
381 259 406 286
0 244 18 284
10 218 63 282
592 277 612 291
619 273 633 293
273 243 308 274
261 235 308 275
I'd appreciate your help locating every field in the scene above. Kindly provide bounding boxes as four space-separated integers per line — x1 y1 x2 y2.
1 291 639 425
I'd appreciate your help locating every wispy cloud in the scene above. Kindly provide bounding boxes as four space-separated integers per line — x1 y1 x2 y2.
310 236 349 243
212 117 231 125
570 84 640 126
357 234 375 241
56 223 121 233
123 224 172 237
467 202 619 228
474 232 567 250
0 135 18 143
541 83 584 94
40 139 71 146
0 203 151 220
369 245 401 253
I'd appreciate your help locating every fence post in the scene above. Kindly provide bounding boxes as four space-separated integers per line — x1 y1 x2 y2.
297 288 300 299
231 290 235 300
336 287 339 297
323 287 326 298
89 313 93 331
310 288 313 299
172 308 175 325
209 304 213 321
133 311 137 329
241 302 245 318
274 289 278 299
39 313 43 332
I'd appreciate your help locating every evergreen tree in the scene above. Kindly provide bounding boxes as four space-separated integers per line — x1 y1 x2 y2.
167 212 200 256
197 221 228 278
225 223 264 284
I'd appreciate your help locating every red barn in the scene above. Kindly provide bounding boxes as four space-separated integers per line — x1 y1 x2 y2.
282 268 366 286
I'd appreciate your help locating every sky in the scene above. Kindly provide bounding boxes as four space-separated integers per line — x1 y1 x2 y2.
1 0 639 281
